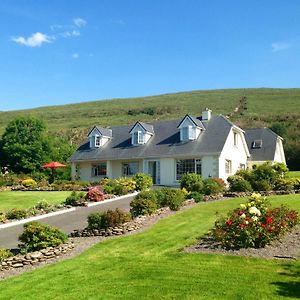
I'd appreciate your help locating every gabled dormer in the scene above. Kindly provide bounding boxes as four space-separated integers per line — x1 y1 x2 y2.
88 126 112 149
177 115 204 142
129 121 154 146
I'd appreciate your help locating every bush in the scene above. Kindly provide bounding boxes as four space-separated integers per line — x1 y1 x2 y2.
211 193 299 249
21 178 37 189
115 177 136 194
160 188 185 211
86 186 105 202
6 208 27 220
274 178 295 191
228 175 253 192
34 200 51 210
87 212 105 230
19 221 68 252
0 211 7 223
0 248 13 262
103 209 132 228
130 192 158 217
251 179 272 191
133 173 153 191
65 191 86 206
180 173 203 192
189 191 204 202
202 178 223 195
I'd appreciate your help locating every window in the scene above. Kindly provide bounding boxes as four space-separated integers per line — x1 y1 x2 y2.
252 140 262 149
176 159 201 180
181 126 196 141
132 131 144 145
92 163 107 177
122 162 138 176
239 163 246 170
95 136 101 147
233 132 238 146
225 160 232 174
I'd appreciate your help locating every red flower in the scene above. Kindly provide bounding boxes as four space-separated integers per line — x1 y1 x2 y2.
268 227 273 231
238 211 244 216
266 210 271 215
266 217 273 224
261 224 266 228
245 217 251 221
239 223 246 229
226 220 232 225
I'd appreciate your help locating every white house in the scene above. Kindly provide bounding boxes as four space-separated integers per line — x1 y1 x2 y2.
69 109 285 185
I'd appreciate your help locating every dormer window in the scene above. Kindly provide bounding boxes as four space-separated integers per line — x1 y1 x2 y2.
87 126 112 149
132 131 144 145
129 121 154 146
95 136 101 147
178 115 204 142
252 140 262 149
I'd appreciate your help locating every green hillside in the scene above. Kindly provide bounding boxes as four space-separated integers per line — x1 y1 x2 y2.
0 88 299 168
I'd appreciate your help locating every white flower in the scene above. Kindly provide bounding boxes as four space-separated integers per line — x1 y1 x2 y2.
240 213 246 219
245 221 249 225
240 204 246 209
249 207 261 216
252 216 258 222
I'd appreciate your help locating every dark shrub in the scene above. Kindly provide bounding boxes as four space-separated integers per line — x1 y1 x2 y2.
87 212 105 230
65 191 86 206
161 188 185 211
235 169 254 183
189 191 204 203
274 178 295 191
154 189 166 207
0 211 7 223
19 221 68 252
103 209 132 228
228 175 253 192
0 248 13 262
133 173 153 191
251 179 272 191
180 173 203 192
130 192 158 217
6 208 27 220
86 186 105 202
202 178 223 195
34 200 51 210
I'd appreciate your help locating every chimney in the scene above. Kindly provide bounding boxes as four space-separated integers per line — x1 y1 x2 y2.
202 108 212 121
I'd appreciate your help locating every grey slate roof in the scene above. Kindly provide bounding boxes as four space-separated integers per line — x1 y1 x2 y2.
245 128 279 161
177 115 205 130
70 115 233 162
88 126 113 138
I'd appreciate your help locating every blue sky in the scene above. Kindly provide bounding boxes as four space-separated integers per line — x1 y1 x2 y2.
1 0 300 111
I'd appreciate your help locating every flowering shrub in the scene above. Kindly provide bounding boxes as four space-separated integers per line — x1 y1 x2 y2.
85 186 105 202
21 178 37 188
211 193 299 249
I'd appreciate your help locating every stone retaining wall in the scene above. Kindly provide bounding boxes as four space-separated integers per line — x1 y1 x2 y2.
0 242 75 271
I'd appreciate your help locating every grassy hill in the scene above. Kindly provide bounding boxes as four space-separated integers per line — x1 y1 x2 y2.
0 88 299 168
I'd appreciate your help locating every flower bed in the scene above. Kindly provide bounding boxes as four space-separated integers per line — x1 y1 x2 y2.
211 193 299 249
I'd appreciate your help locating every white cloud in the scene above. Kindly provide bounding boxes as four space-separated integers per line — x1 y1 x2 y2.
271 42 291 52
11 32 52 47
61 30 80 38
72 53 79 59
73 18 87 28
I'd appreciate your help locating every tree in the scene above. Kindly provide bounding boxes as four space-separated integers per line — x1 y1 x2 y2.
1 116 51 174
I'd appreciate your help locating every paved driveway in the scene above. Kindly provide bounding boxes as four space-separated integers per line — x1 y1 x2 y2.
0 195 134 249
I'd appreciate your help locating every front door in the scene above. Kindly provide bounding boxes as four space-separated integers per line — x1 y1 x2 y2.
147 160 160 185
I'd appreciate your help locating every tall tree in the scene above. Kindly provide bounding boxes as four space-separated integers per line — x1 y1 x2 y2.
1 116 51 174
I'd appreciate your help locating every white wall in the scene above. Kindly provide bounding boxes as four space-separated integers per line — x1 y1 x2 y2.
219 129 248 181
202 156 219 178
274 138 286 164
160 158 176 185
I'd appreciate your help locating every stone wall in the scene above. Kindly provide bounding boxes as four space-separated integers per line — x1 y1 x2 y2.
0 242 75 271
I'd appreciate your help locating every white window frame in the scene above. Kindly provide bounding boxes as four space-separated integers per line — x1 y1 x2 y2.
176 158 202 181
132 131 144 145
225 159 232 174
92 163 107 177
122 162 139 176
233 132 238 147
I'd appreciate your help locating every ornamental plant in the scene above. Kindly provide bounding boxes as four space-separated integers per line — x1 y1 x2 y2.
85 186 105 202
211 193 299 249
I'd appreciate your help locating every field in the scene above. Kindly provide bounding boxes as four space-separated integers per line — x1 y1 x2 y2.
0 194 299 299
0 191 70 212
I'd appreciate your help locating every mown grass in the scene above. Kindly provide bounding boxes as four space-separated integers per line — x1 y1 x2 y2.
287 171 300 178
0 194 299 299
0 191 70 212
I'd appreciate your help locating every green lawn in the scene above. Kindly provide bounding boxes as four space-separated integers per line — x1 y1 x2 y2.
1 194 299 299
0 191 71 212
287 171 300 178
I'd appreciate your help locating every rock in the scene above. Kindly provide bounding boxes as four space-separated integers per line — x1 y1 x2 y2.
30 252 42 259
12 263 24 268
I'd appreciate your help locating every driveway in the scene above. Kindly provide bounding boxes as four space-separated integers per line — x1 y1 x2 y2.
0 194 135 249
